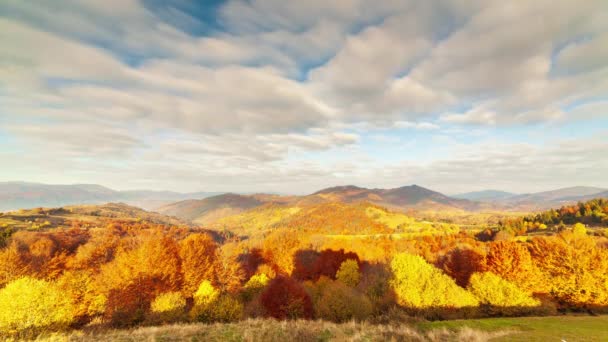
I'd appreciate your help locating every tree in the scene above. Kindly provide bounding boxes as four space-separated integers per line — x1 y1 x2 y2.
0 277 74 336
468 272 540 315
260 276 313 319
439 246 487 287
486 241 540 293
150 292 187 323
335 259 361 287
390 253 479 310
179 233 217 296
314 280 372 322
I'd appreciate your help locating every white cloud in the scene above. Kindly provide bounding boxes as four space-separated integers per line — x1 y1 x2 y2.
1 0 607 193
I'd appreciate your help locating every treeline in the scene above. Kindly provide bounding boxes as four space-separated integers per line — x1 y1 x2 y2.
0 220 608 338
499 198 608 234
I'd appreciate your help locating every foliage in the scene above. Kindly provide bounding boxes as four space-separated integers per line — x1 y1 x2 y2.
335 259 361 287
485 241 540 293
150 292 187 323
529 233 608 308
0 277 74 336
313 279 373 322
193 280 219 305
293 249 360 281
179 233 217 296
390 253 479 311
242 273 270 302
438 246 486 287
468 272 540 315
260 276 313 319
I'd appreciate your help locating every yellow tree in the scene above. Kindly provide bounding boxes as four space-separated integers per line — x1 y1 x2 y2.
179 233 218 296
390 253 479 310
0 277 74 335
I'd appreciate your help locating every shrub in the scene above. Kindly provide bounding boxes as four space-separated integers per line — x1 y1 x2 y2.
193 280 219 305
390 253 479 311
206 295 244 322
336 259 361 287
0 277 74 336
150 292 187 323
315 280 372 322
242 273 270 302
260 276 313 319
468 272 540 316
190 281 243 323
573 223 587 236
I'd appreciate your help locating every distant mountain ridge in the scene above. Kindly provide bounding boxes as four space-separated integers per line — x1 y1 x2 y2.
0 181 220 212
157 184 483 224
453 186 608 210
453 190 518 201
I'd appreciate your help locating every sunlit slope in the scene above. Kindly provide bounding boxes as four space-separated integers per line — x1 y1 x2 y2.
157 193 264 224
211 202 459 237
0 202 188 230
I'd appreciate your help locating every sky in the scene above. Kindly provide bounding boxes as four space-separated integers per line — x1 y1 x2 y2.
1 0 607 195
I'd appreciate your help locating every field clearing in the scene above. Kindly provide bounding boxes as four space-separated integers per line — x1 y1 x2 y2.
30 316 607 341
417 315 608 342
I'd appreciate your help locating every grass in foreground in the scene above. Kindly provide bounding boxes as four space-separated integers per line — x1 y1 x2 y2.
417 315 608 342
30 315 608 342
34 319 510 342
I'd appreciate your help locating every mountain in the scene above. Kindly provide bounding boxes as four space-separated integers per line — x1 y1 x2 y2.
502 186 607 209
159 184 481 224
453 190 518 201
459 186 608 210
156 193 265 225
308 184 479 210
0 182 220 212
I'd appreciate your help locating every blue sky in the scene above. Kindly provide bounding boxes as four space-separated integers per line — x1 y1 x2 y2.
0 0 607 194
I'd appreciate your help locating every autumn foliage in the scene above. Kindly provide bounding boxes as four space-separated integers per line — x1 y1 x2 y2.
260 276 313 319
1 199 608 337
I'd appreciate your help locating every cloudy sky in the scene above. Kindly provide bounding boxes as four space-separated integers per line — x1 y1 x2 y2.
1 0 607 195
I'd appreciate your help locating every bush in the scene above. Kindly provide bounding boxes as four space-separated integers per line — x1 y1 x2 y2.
261 276 313 319
314 280 372 322
190 280 243 323
242 273 270 302
193 280 219 305
390 253 479 312
336 259 361 287
149 292 187 323
0 277 74 336
468 272 540 316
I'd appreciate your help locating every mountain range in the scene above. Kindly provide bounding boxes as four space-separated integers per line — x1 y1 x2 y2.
2 182 607 223
0 181 220 212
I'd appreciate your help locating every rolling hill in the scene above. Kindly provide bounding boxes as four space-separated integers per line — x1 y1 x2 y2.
156 193 265 225
0 202 189 231
0 182 220 212
158 184 482 224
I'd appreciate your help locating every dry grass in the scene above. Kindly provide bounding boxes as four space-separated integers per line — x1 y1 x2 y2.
33 319 513 342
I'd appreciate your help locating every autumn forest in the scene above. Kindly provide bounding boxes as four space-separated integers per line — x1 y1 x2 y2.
1 192 608 339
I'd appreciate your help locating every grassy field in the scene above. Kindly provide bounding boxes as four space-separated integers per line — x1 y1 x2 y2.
31 316 607 342
418 315 608 341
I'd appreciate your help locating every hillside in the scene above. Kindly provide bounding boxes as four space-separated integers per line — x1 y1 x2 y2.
209 201 459 239
0 202 188 231
160 185 481 224
157 193 265 225
0 182 220 211
309 184 476 209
